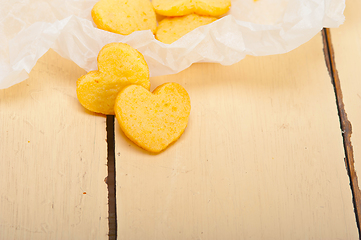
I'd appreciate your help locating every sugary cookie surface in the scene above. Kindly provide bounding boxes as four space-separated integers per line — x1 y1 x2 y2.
76 43 150 115
152 0 231 17
92 0 157 35
114 83 191 153
156 14 217 44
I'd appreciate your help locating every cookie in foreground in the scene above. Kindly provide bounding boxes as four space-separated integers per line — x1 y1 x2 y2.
76 43 150 115
114 83 191 153
156 14 217 44
92 0 157 35
152 0 231 17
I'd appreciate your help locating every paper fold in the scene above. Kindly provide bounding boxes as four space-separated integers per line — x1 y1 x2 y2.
0 0 345 89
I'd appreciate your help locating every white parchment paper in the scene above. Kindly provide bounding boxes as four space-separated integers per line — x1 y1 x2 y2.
0 0 345 89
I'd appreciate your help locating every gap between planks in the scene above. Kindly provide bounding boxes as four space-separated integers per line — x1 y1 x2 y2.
322 28 361 238
106 115 117 240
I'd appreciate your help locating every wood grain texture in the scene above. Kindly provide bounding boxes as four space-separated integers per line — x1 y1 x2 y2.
0 50 108 240
329 0 361 229
115 33 358 239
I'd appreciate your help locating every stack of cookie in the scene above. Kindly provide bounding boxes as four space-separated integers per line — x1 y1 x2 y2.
76 0 231 153
91 0 231 43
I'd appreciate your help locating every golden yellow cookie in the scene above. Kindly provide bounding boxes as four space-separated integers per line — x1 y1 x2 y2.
114 83 191 153
156 14 217 44
152 0 231 17
91 0 157 35
76 43 150 115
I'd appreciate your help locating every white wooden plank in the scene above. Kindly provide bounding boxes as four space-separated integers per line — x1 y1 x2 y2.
115 33 358 239
330 0 361 195
0 50 108 240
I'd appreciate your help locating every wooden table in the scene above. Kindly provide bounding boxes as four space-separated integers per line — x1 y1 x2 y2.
1 1 360 239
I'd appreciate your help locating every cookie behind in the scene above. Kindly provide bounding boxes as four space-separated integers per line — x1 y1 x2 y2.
152 0 231 17
156 14 217 44
92 0 157 35
76 43 150 115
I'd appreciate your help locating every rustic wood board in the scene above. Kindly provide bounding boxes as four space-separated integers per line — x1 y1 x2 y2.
115 33 358 239
330 0 361 217
0 50 108 239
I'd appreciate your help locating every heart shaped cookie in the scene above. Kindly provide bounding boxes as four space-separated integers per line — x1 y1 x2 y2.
156 14 217 44
76 43 150 115
114 83 191 153
92 0 157 35
152 0 231 17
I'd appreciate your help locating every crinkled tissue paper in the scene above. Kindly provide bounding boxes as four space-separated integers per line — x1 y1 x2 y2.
0 0 345 89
